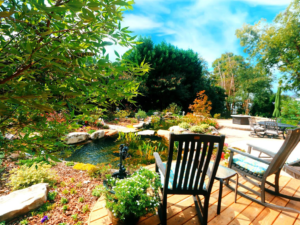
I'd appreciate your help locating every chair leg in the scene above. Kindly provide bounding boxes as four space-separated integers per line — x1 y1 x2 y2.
158 193 167 225
235 174 239 203
275 172 280 194
261 181 266 203
217 180 223 215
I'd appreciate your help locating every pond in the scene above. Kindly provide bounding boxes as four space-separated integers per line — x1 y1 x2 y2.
64 134 169 166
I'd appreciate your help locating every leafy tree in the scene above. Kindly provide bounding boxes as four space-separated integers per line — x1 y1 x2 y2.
123 36 226 114
236 0 300 90
212 53 271 115
250 90 275 117
0 0 149 159
281 98 300 120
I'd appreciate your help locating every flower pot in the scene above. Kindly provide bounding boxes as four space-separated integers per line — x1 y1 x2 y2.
107 209 139 225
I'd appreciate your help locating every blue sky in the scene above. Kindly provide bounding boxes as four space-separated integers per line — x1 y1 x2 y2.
107 0 295 95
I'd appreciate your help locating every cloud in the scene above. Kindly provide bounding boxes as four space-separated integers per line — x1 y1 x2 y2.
237 0 292 6
122 14 163 30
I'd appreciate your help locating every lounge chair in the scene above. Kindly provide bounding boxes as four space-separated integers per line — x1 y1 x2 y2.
226 128 300 213
249 117 265 137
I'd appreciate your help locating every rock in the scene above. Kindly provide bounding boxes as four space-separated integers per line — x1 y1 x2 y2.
133 122 144 128
107 125 127 130
153 112 159 116
157 130 170 140
65 132 90 144
137 130 155 136
0 183 49 222
90 130 105 140
105 130 118 137
118 128 137 133
169 126 186 133
208 126 219 135
4 133 15 140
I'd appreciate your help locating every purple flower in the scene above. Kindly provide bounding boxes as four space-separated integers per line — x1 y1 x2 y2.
41 215 48 223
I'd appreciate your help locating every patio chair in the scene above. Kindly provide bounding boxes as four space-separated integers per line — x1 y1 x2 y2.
265 120 285 139
226 128 300 213
154 133 225 225
249 117 265 138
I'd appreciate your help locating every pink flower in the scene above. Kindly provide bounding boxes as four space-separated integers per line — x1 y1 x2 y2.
224 143 228 147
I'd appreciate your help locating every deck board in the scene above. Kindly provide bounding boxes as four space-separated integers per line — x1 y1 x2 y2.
88 164 300 225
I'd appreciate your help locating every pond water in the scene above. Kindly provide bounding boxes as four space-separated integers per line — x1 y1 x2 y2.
64 135 167 166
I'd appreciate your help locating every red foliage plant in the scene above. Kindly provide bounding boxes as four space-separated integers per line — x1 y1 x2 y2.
189 90 212 117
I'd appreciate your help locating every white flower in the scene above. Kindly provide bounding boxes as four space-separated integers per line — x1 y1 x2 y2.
114 213 117 216
112 210 114 212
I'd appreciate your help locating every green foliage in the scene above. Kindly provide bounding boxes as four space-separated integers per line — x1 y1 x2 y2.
60 197 68 205
87 129 96 135
135 109 147 119
78 197 84 203
178 122 191 129
92 184 106 197
236 0 300 90
71 214 78 221
62 205 68 213
137 140 167 164
7 163 57 190
59 223 67 225
190 126 205 133
48 191 58 201
16 156 55 167
117 132 140 148
281 98 300 120
70 188 77 195
114 110 130 119
250 90 275 117
166 103 182 114
20 219 28 225
104 168 161 221
82 205 90 213
213 113 221 119
60 181 66 187
76 182 83 188
75 222 83 225
65 161 74 167
0 0 150 160
62 189 69 195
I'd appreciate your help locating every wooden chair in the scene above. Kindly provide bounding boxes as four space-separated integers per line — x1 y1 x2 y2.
227 128 300 213
154 133 225 225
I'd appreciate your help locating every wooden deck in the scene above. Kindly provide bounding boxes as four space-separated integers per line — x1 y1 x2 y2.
88 164 300 225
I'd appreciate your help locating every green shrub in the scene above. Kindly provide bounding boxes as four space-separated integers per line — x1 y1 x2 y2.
65 161 74 166
16 156 55 167
92 185 105 197
200 124 210 130
20 219 28 225
62 189 69 195
135 109 147 119
76 182 83 188
190 126 205 133
78 197 84 203
87 129 96 134
48 191 58 201
82 205 90 213
7 163 57 190
166 103 182 114
147 110 156 116
114 110 130 119
60 197 68 205
178 122 191 129
213 113 221 119
70 188 77 195
62 205 68 212
71 214 78 221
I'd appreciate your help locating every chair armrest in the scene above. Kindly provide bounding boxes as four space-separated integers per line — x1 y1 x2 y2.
154 152 165 175
228 147 271 165
246 143 276 157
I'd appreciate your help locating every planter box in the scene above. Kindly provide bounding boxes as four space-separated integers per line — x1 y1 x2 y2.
231 115 251 125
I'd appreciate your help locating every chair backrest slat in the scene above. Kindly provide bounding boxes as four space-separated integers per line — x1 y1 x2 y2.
183 141 196 190
265 128 300 176
194 141 208 189
199 141 214 191
172 140 183 189
177 141 190 189
188 141 201 190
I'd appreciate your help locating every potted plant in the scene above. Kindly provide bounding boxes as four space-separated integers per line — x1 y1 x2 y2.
101 167 161 225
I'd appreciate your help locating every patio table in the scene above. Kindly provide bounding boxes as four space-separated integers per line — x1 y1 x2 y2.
258 121 296 131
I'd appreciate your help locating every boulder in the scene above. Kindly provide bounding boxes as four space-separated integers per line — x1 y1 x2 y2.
153 112 159 116
208 126 219 135
107 125 127 130
90 130 105 140
0 183 49 222
137 130 155 136
157 130 170 140
66 132 90 144
105 130 118 137
118 128 137 133
133 122 144 128
169 126 186 133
